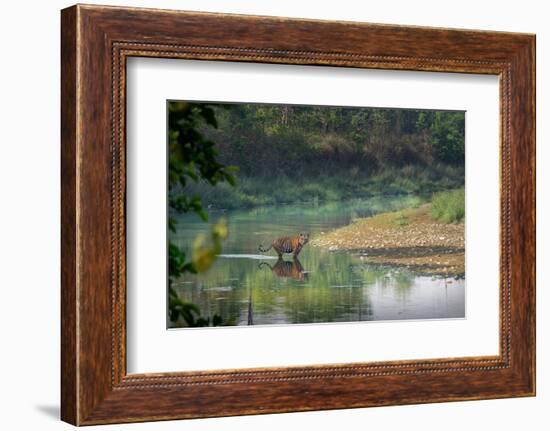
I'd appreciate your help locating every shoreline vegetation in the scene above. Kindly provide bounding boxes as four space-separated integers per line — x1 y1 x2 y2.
311 189 465 277
183 163 463 210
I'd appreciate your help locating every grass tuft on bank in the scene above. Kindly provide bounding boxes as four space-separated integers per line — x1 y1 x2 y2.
431 188 465 223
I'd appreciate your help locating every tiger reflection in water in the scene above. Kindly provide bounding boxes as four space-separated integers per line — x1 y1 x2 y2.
258 234 310 280
258 258 308 281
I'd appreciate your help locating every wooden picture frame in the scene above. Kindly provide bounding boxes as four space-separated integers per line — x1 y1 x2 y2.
61 4 535 425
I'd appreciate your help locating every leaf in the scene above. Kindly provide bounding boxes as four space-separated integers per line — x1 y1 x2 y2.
168 217 177 233
212 218 228 240
212 315 223 326
200 107 218 128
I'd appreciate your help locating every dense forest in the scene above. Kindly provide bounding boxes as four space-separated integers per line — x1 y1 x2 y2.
182 102 465 209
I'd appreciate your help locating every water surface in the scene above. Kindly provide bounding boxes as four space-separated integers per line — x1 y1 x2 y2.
170 195 465 328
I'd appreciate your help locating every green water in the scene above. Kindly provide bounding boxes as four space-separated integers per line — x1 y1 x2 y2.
170 195 465 328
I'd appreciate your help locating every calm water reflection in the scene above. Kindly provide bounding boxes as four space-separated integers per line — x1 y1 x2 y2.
170 195 465 328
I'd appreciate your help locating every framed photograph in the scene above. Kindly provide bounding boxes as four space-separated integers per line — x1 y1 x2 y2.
61 4 535 425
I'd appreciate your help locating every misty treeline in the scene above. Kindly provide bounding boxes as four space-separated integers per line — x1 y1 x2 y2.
199 103 465 177
178 102 465 209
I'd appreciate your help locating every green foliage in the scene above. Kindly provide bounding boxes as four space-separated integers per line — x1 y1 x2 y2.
194 103 464 186
167 102 237 328
181 102 465 211
168 243 195 279
191 219 228 272
431 188 465 223
430 112 465 164
168 102 236 195
395 211 408 226
185 163 464 210
168 295 223 327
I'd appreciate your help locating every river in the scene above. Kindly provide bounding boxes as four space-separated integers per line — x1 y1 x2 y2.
170 195 465 328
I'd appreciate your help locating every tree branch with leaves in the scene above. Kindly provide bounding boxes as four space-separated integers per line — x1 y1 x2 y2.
167 102 236 327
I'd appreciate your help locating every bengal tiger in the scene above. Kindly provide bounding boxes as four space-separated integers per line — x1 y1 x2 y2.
258 233 310 258
258 258 308 281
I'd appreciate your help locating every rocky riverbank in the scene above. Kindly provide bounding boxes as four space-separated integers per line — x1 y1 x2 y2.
311 204 465 276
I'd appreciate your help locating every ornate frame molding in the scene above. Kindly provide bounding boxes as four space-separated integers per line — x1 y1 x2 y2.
61 5 535 425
